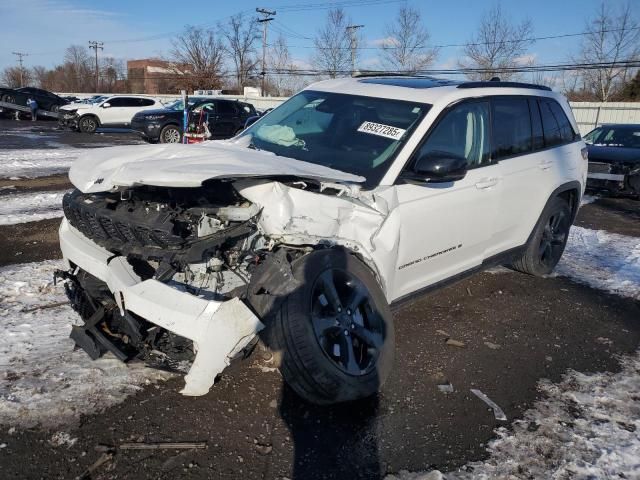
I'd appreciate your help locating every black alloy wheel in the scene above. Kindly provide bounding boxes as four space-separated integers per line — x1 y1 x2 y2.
310 268 385 376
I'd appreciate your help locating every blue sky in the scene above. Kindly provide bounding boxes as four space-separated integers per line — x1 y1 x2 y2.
0 0 627 74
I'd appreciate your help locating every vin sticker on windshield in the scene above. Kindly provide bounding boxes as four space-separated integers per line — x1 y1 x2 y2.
357 121 406 140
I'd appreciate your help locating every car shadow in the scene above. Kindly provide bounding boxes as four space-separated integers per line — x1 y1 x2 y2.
249 247 385 479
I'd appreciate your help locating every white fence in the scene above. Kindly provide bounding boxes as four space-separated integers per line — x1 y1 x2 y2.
58 93 639 134
569 102 640 135
57 93 288 110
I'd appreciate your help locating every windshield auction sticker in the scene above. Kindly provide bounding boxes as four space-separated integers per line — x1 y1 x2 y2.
357 121 406 140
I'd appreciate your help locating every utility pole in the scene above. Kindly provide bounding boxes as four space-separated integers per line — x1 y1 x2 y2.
346 24 364 76
256 8 276 97
11 52 29 87
88 41 104 93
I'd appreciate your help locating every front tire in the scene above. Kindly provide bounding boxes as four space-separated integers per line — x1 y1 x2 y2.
160 125 182 143
511 196 572 276
266 249 394 405
78 115 98 133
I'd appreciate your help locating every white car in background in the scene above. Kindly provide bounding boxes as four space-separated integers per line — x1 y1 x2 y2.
59 95 163 133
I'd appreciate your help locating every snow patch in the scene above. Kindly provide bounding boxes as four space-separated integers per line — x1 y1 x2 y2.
387 352 640 479
580 194 599 205
0 260 172 428
0 148 82 178
0 191 66 225
556 226 640 300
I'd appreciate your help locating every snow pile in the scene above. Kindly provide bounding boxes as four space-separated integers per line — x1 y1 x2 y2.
0 260 171 428
580 194 598 205
0 148 82 178
387 226 640 480
556 226 640 300
388 353 640 479
0 191 66 225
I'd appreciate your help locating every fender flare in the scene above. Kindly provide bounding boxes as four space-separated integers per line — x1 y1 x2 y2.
525 180 582 247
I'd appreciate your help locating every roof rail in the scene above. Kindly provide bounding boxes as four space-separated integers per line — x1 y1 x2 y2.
352 72 418 78
458 81 552 91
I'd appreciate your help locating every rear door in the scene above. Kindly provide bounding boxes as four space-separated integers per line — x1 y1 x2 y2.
211 100 240 138
485 96 546 255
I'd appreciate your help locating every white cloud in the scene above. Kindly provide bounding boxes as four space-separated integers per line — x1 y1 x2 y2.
515 53 538 66
369 36 397 48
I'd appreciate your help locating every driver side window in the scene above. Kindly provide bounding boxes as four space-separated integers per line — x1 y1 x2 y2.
416 101 491 168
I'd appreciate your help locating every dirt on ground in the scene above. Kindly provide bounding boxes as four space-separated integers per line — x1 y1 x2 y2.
0 120 639 479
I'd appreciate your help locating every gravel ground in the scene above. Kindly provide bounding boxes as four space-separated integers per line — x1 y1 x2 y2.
0 120 638 479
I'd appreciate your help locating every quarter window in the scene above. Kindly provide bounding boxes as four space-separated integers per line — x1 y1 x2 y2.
492 97 532 159
416 101 491 168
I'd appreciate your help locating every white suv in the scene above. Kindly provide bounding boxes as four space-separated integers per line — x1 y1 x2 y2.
59 95 163 133
57 76 587 404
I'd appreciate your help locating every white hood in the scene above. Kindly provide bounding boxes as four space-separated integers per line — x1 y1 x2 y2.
69 141 365 193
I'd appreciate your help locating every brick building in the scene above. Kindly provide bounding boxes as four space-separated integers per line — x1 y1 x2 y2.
127 59 187 94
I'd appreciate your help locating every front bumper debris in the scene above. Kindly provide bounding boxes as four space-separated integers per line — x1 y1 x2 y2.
58 218 264 396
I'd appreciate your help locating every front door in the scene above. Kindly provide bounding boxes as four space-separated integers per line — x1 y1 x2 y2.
390 100 501 301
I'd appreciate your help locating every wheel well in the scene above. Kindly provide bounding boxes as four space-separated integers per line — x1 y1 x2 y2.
162 123 181 130
557 187 580 220
79 114 100 125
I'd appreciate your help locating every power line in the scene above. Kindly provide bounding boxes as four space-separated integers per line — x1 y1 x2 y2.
270 25 640 50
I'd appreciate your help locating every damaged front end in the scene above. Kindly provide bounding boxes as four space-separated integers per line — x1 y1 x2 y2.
57 181 273 396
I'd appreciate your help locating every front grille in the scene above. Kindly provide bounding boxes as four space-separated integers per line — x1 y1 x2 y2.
63 192 189 253
588 162 611 174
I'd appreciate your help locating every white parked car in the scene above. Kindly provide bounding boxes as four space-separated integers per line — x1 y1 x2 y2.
57 76 587 404
59 95 163 133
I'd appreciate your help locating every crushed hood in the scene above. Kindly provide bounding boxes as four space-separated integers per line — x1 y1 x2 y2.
69 141 365 193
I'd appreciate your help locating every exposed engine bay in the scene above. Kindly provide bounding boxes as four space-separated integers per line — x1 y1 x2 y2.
57 180 296 375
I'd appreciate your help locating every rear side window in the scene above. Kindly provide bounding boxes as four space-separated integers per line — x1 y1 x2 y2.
138 98 156 107
528 98 544 150
216 101 236 115
539 99 576 146
108 97 139 107
491 97 532 159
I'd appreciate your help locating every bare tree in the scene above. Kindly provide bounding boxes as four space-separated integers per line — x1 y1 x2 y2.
170 25 226 90
267 34 304 96
459 4 534 80
100 57 125 93
2 66 33 87
573 2 640 101
221 13 260 92
379 6 438 73
311 8 353 78
62 45 93 91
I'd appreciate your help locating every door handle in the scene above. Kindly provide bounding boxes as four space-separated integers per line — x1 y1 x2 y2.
539 160 553 170
475 177 499 189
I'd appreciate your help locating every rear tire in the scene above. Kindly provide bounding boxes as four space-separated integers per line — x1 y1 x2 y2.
265 249 394 405
511 196 572 276
78 115 98 133
160 125 181 143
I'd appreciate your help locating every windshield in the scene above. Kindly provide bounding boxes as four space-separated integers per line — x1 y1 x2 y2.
235 90 430 187
164 97 205 111
584 125 640 148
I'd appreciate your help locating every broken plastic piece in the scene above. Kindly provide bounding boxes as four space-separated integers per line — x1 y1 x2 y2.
470 389 507 421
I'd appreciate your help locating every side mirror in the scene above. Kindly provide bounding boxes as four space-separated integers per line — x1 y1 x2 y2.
410 151 468 183
102 102 111 108
244 116 259 128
